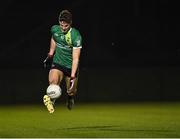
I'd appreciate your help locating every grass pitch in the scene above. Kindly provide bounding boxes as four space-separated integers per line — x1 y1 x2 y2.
0 102 180 138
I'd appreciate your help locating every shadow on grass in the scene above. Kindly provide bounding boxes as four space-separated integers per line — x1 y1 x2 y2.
62 125 173 132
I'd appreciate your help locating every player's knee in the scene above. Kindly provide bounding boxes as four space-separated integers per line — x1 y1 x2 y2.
49 79 59 85
67 88 77 96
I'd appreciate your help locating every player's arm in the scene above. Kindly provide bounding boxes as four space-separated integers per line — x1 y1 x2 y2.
71 48 81 78
69 33 82 91
43 37 56 68
48 37 56 57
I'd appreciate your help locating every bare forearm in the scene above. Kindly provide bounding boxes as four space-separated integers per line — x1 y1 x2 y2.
71 59 79 77
71 48 81 77
49 37 56 56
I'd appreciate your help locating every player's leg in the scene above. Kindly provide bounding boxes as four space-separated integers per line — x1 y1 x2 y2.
49 69 63 85
48 68 63 104
43 69 64 113
65 76 78 110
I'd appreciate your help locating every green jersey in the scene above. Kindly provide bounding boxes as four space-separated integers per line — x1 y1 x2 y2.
51 25 82 69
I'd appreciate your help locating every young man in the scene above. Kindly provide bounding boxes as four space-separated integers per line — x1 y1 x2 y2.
43 10 82 113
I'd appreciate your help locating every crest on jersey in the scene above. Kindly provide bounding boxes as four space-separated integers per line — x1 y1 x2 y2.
61 35 64 40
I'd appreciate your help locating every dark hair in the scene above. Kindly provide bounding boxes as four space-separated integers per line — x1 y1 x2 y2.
58 10 72 24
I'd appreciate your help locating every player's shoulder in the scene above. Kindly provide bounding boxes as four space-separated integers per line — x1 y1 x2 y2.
51 25 60 33
71 27 81 36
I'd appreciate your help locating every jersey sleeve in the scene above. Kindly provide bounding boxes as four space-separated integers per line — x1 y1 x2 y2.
51 25 59 35
72 30 82 49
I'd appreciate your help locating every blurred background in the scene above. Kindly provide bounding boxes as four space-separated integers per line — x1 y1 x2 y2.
0 0 179 104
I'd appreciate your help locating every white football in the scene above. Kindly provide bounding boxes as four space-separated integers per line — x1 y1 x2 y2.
46 84 62 99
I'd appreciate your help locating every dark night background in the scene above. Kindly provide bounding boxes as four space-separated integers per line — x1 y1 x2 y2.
0 0 179 104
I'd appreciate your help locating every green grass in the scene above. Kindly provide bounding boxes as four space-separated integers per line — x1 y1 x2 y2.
0 102 180 138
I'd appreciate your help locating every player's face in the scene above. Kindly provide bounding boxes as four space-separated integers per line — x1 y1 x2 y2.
59 21 71 33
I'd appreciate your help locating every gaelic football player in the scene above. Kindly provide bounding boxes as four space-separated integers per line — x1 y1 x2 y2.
43 10 82 113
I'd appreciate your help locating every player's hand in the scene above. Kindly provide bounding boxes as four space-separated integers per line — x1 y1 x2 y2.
43 53 53 69
68 77 76 94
